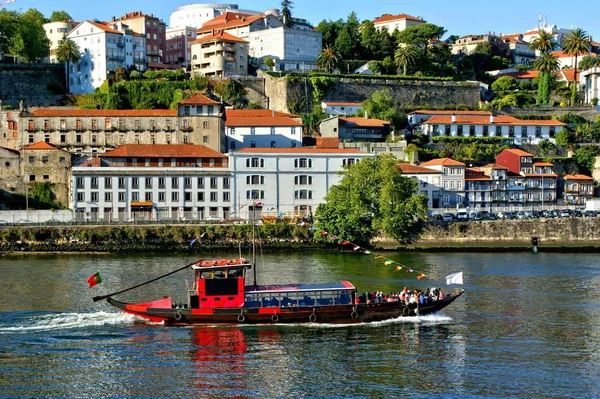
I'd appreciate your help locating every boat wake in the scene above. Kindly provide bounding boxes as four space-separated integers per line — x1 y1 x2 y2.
303 313 454 329
0 311 139 334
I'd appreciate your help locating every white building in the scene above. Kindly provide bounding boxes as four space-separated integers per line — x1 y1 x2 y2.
418 114 566 145
71 144 232 221
397 163 442 208
372 13 426 33
225 114 303 151
230 147 374 218
321 101 363 116
66 20 147 94
501 34 536 64
581 66 600 104
418 158 466 208
43 21 79 63
521 24 573 50
169 3 260 30
408 110 492 125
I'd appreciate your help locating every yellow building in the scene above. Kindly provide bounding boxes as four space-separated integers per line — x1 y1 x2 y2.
190 31 248 77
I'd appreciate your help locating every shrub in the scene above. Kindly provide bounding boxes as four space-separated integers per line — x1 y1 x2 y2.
46 81 65 95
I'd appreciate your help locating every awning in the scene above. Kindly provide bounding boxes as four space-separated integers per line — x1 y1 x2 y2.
130 201 153 207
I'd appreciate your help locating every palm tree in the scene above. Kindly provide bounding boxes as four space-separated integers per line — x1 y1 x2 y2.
394 44 420 76
317 45 341 73
562 28 592 105
533 53 560 104
528 30 557 53
55 38 81 93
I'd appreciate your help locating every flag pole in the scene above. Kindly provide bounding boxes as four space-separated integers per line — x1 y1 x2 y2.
92 259 201 302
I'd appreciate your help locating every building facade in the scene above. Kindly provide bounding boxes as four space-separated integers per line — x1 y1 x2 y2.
165 26 197 67
319 117 391 142
321 101 363 116
43 21 79 64
372 13 426 33
169 4 260 30
397 163 442 208
21 142 72 205
419 158 465 208
230 147 374 218
562 175 594 205
581 66 600 104
71 144 232 221
225 114 303 151
407 110 492 125
112 11 167 65
66 20 147 94
190 31 248 77
501 34 536 64
0 146 22 196
451 34 505 55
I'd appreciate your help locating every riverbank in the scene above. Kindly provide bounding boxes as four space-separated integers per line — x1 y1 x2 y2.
1 218 600 255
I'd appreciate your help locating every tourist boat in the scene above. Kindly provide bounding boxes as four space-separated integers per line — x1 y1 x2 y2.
101 257 465 325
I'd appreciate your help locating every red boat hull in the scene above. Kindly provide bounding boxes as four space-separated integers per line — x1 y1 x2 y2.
107 290 465 325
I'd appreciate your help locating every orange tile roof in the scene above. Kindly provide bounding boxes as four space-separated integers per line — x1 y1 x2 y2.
465 176 492 181
101 144 226 158
316 137 340 148
373 13 424 24
524 173 558 178
502 70 540 79
30 109 177 117
550 51 574 58
198 13 265 34
339 117 390 127
190 31 248 45
481 163 508 170
225 116 303 127
235 148 364 154
225 109 298 118
408 110 491 116
322 101 363 107
564 174 594 181
424 115 565 126
559 68 581 82
502 149 533 156
179 93 220 105
420 158 465 167
85 20 122 35
534 161 554 167
397 163 440 174
22 142 61 151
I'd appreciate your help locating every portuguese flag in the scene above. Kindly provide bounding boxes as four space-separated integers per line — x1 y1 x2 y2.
87 272 102 288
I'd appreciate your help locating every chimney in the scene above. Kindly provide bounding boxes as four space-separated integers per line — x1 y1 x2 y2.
490 114 495 123
451 113 456 123
364 110 369 119
271 108 274 117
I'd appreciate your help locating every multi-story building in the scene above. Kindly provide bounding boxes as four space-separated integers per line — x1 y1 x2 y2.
321 101 363 116
21 142 72 205
197 12 322 72
169 3 260 30
319 117 391 142
225 112 303 151
397 163 442 208
0 146 22 196
418 114 566 145
43 21 79 63
6 94 226 155
71 144 231 221
419 158 465 208
111 12 167 65
190 31 248 77
464 164 509 209
562 174 594 205
165 26 197 67
407 110 492 125
581 66 600 104
230 147 374 218
66 20 147 94
500 34 536 64
372 13 426 33
451 34 505 56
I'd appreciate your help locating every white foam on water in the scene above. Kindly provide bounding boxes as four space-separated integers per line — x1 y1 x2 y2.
0 311 140 334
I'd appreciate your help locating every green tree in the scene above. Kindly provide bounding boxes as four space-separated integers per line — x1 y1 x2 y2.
50 10 73 22
533 53 559 104
394 43 419 76
29 182 55 205
0 9 19 56
574 145 600 175
334 12 360 60
55 38 81 93
263 57 275 70
559 113 587 124
9 9 49 62
317 45 341 72
359 20 378 59
359 89 404 129
562 28 592 105
219 79 248 107
395 23 446 51
528 30 557 53
555 129 575 147
315 19 343 49
315 154 428 244
491 76 518 91
280 0 293 27
578 55 600 71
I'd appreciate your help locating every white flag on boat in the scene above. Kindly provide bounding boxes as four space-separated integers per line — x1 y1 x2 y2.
445 272 464 285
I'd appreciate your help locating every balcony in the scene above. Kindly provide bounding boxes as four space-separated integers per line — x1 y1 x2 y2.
181 126 193 132
117 42 125 48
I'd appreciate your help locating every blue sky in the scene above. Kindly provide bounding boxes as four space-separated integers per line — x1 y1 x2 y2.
8 0 600 40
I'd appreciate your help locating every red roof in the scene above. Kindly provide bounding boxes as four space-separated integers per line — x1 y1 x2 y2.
420 158 465 167
322 101 363 107
502 149 533 156
564 174 594 181
226 109 298 118
198 13 265 33
179 93 220 105
225 116 302 127
397 163 440 174
22 142 61 151
373 13 424 24
101 144 226 158
408 110 491 116
481 163 508 170
235 148 364 154
524 173 558 178
424 115 565 126
30 109 177 117
534 161 554 167
316 137 339 148
339 117 390 127
190 31 247 45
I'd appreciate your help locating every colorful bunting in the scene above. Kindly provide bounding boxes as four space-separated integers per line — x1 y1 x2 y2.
406 269 414 273
385 260 394 266
396 266 402 271
364 250 372 255
321 231 329 236
340 240 350 245
353 245 360 251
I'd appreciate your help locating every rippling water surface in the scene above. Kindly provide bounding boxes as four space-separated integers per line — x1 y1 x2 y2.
1 251 599 398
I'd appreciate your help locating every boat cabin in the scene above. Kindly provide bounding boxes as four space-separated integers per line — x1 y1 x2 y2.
190 259 251 309
244 282 357 308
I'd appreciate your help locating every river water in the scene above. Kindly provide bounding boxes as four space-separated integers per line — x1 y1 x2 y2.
0 251 599 398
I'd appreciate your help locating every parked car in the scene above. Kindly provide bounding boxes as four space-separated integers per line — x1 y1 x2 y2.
516 211 527 220
0 219 9 225
44 218 62 224
456 212 469 221
559 210 570 218
442 213 454 222
16 219 34 224
584 210 597 217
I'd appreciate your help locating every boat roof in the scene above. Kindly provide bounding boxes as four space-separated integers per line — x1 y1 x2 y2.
245 281 356 294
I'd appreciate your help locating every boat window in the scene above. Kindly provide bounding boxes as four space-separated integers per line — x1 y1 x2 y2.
244 293 261 308
281 293 298 307
261 293 281 308
227 269 243 278
333 290 352 305
299 292 316 306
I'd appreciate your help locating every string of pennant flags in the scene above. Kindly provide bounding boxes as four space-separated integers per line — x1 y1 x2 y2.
310 227 429 280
